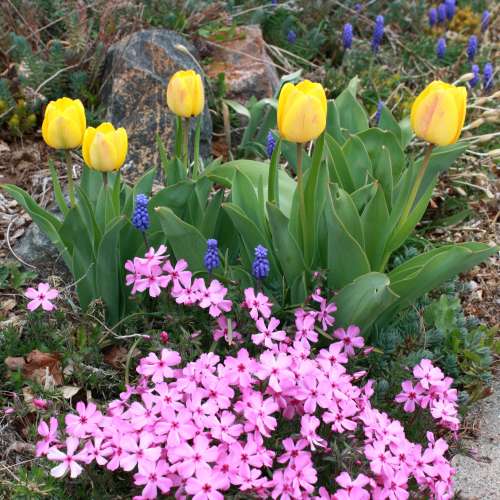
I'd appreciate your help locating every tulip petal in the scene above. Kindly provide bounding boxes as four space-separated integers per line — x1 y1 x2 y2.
89 132 118 172
114 127 128 169
280 93 326 143
191 73 205 116
277 82 297 133
82 127 96 168
167 74 191 117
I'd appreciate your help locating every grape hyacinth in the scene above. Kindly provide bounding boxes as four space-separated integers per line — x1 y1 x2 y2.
470 64 480 88
445 0 456 21
252 245 270 280
204 239 221 273
437 3 446 24
483 63 493 92
436 37 446 60
374 100 383 125
428 7 437 27
342 23 353 50
371 15 384 53
132 194 150 232
467 35 478 62
287 29 297 44
481 10 490 32
266 130 276 158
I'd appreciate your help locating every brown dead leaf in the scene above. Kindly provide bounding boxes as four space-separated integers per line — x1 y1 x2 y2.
22 350 63 387
103 345 139 369
1 298 17 313
4 356 26 370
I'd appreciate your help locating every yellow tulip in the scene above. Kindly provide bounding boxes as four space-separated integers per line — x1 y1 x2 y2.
82 123 128 172
410 81 467 146
166 70 204 118
277 80 327 143
42 97 86 149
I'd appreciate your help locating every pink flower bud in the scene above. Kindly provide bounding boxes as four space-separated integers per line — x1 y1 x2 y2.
160 331 169 344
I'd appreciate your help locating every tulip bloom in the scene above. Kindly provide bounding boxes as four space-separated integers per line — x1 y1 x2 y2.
277 80 327 143
42 97 86 149
410 81 466 146
82 122 128 172
166 70 204 118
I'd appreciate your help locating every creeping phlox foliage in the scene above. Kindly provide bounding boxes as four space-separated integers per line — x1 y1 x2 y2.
38 247 457 499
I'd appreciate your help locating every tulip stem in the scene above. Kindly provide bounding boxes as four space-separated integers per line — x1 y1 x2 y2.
182 117 190 173
64 150 76 208
400 143 434 224
296 143 307 248
102 172 108 189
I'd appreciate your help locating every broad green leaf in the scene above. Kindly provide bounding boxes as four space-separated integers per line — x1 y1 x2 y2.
232 169 265 230
75 187 101 251
371 145 393 209
334 88 369 135
342 135 373 190
149 180 194 228
48 160 69 216
96 217 127 325
330 184 364 247
222 202 279 282
278 133 312 174
326 100 345 144
73 249 95 310
350 183 378 213
324 134 354 192
380 243 498 323
357 128 405 181
325 191 371 288
378 106 402 143
416 142 467 200
399 117 413 147
290 272 308 305
266 202 306 286
200 189 225 238
204 159 296 218
361 185 389 271
80 167 102 204
224 99 251 118
268 139 282 205
155 206 207 271
334 272 399 331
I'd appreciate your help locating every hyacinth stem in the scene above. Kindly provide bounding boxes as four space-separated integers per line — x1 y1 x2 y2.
296 143 307 248
142 231 149 250
64 150 76 208
182 117 190 172
400 143 434 224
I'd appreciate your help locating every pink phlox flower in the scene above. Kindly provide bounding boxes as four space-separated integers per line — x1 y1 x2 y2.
125 257 145 294
65 402 102 438
204 410 242 444
119 432 162 473
252 317 286 348
138 245 168 272
333 325 364 357
133 458 172 499
126 393 161 430
36 416 58 457
172 434 218 479
185 466 228 500
154 382 183 411
287 452 317 495
137 349 181 383
395 380 424 413
212 315 242 343
154 407 197 447
256 351 293 393
364 440 397 477
163 258 191 290
243 288 272 320
295 313 318 347
243 393 279 437
171 273 203 305
412 359 444 389
223 349 258 388
228 437 262 479
430 401 460 431
33 398 48 410
323 400 358 433
300 414 326 450
334 472 371 500
277 437 309 465
379 469 409 500
47 437 85 478
135 265 170 298
201 375 234 411
25 282 59 312
81 437 112 466
295 373 330 413
197 279 232 317
312 291 337 330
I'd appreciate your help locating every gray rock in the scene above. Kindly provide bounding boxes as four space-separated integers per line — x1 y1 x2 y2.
101 29 213 181
452 377 500 499
204 25 280 103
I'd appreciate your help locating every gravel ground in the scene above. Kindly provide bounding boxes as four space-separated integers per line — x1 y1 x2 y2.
453 376 500 499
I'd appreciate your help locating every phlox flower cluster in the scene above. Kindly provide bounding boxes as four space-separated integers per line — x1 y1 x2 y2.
124 245 231 318
395 358 459 431
38 248 457 499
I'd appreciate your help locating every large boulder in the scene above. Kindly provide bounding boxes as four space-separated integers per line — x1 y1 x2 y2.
204 25 280 103
101 29 212 181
